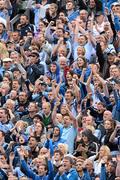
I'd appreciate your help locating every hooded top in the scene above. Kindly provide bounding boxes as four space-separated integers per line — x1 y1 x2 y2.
45 125 65 156
47 62 60 83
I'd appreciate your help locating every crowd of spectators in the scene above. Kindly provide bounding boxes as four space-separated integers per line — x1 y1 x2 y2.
0 0 120 179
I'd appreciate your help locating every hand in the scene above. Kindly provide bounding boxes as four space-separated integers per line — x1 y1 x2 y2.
116 154 120 162
56 100 61 107
115 125 120 132
17 24 22 30
65 104 70 112
35 3 41 8
7 141 15 149
44 150 51 160
49 21 54 26
58 37 64 44
9 152 15 161
59 166 65 175
18 148 24 159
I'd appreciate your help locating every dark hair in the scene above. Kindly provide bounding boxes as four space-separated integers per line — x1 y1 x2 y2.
0 107 10 119
20 14 29 20
54 149 63 157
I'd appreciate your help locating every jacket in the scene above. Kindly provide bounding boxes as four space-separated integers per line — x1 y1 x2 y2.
54 168 78 180
21 159 54 180
26 62 44 84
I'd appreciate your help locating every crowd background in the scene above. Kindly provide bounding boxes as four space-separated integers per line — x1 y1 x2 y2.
0 0 120 179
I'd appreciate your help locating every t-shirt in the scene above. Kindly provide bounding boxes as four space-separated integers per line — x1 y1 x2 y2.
61 125 77 154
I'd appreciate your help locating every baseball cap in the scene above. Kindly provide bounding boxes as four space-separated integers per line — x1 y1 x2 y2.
2 58 13 62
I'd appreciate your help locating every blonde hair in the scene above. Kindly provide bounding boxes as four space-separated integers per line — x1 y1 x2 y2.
58 143 68 155
99 145 111 157
86 125 95 133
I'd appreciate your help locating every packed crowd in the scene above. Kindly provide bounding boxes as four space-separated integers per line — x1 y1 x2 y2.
0 0 120 179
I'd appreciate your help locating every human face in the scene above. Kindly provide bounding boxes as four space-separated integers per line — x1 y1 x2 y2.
48 91 54 101
39 147 48 156
104 120 112 130
13 71 21 80
53 127 60 137
58 47 67 57
28 103 37 113
12 32 20 41
19 92 27 102
82 134 88 143
3 61 11 70
9 90 17 100
56 29 64 38
106 161 115 173
96 15 104 24
66 2 74 11
12 81 20 91
77 46 84 56
109 65 117 76
59 57 67 69
63 116 71 128
65 91 72 102
103 111 112 121
29 54 38 64
63 158 72 171
115 5 120 14
5 100 14 110
33 117 41 125
108 54 115 64
34 123 43 133
80 10 88 21
38 34 45 45
0 23 4 33
112 68 120 78
99 147 105 158
60 105 67 115
0 1 4 9
0 131 4 140
38 22 45 30
42 103 50 115
49 5 56 14
29 137 37 148
84 160 93 171
10 52 19 62
59 12 66 20
20 16 28 25
97 103 105 113
109 94 115 105
78 35 87 46
3 77 10 84
56 113 63 124
76 161 83 172
0 109 7 122
54 152 61 161
50 64 57 73
66 72 72 81
38 165 47 176
77 58 85 68
85 116 93 126
89 0 95 8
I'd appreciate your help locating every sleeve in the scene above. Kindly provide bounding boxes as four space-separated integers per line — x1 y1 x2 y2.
44 139 54 156
54 172 60 180
20 159 36 179
100 164 106 180
83 168 91 180
31 64 44 75
47 160 54 180
96 43 105 74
